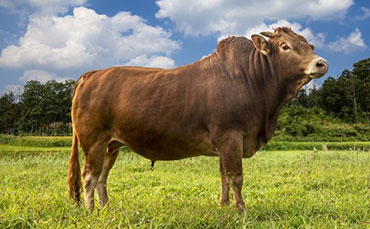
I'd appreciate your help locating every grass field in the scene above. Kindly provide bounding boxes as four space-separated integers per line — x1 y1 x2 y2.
0 138 369 228
2 135 370 151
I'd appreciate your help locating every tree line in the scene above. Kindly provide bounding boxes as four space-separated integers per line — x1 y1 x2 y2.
0 58 369 136
289 58 370 124
0 80 74 135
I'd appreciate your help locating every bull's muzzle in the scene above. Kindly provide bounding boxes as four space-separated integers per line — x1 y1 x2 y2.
305 57 329 79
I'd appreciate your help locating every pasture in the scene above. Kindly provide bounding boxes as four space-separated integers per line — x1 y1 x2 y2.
0 137 369 228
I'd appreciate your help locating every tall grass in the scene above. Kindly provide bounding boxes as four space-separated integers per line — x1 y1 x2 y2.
0 147 369 228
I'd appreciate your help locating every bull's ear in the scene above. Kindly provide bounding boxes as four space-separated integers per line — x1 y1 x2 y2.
251 34 270 56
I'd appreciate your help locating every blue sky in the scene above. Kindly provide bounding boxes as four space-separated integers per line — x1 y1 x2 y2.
0 0 369 94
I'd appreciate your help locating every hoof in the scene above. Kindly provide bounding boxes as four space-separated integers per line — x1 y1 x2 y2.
219 200 230 208
235 202 246 214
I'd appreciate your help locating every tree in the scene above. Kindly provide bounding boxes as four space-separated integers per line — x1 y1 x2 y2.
293 89 308 107
352 58 370 125
306 87 322 108
320 76 344 117
19 81 45 132
19 80 75 134
0 92 21 134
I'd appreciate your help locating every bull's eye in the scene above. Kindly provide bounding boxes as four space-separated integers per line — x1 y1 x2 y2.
282 44 291 51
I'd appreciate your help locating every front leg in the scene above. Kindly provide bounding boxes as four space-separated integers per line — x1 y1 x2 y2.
217 131 246 212
219 160 231 207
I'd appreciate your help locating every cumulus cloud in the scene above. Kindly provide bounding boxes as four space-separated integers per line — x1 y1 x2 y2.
0 7 179 69
222 20 366 54
0 0 86 16
156 0 353 36
123 55 175 69
19 69 70 83
328 28 367 54
156 0 365 55
241 20 326 48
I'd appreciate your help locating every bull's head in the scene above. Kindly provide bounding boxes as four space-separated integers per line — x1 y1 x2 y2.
251 27 328 87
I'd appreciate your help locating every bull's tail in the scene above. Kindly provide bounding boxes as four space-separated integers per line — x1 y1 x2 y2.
68 131 81 203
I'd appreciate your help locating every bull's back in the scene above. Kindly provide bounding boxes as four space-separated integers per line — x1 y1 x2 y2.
72 66 215 160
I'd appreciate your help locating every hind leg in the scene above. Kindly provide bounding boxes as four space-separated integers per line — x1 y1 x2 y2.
81 139 107 211
96 149 119 207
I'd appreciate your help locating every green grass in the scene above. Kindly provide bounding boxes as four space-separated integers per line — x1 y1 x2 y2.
0 144 369 228
2 134 370 151
0 144 69 153
263 141 370 151
0 135 71 147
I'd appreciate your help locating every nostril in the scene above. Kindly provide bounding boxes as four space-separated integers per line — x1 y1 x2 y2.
316 61 326 68
307 58 328 77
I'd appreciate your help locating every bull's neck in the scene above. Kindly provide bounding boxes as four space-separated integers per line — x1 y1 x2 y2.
202 44 299 144
241 48 290 143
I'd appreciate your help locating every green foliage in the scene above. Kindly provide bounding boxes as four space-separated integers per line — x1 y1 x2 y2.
292 58 370 124
0 80 75 135
353 58 370 115
277 103 370 141
19 80 74 135
0 146 369 228
0 92 21 134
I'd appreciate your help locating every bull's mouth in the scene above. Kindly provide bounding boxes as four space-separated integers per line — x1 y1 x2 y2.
307 72 324 79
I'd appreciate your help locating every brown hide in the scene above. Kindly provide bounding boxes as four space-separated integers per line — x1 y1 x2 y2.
73 38 278 159
68 27 328 211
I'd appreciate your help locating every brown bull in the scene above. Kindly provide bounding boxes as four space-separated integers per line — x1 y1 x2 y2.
68 27 328 211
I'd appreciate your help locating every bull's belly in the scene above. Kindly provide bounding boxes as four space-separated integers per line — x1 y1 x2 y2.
112 129 261 160
113 133 218 161
134 148 219 161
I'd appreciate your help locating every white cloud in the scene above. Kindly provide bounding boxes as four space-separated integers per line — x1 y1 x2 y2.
123 55 175 69
328 28 367 54
354 7 370 20
242 20 325 48
2 84 23 97
226 20 367 55
156 0 353 36
0 0 86 16
305 79 319 93
20 69 70 83
0 7 180 69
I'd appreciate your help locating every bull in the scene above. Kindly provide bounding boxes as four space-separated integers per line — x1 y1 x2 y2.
68 27 328 211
